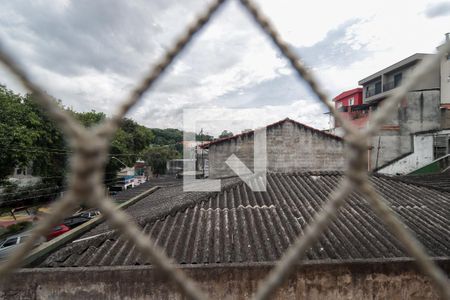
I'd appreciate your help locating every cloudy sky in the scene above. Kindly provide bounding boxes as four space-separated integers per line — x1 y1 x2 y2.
0 0 449 136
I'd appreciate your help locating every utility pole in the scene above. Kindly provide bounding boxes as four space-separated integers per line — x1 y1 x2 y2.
200 128 205 177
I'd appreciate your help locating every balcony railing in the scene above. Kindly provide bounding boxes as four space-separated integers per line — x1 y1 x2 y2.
366 79 401 98
366 88 380 98
383 79 402 92
383 81 395 92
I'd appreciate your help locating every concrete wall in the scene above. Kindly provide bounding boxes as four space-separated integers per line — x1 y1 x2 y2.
410 62 440 91
371 90 441 169
442 109 450 129
208 121 346 178
441 52 450 105
399 91 441 132
378 134 434 175
1 259 448 299
371 133 411 170
377 129 450 175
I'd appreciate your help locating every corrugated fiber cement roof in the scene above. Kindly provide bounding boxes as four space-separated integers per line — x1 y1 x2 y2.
39 172 450 267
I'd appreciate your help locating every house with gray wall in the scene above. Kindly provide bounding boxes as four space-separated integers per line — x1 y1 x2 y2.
439 33 450 128
351 34 450 171
203 118 346 179
376 129 450 175
357 53 446 169
439 33 450 107
359 53 441 103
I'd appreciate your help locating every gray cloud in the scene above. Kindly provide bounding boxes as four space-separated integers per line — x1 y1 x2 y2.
213 73 312 108
295 19 370 69
0 1 168 76
208 19 370 110
424 2 450 18
0 0 365 131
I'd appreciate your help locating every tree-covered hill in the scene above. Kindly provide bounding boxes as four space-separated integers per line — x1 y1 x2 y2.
0 85 212 207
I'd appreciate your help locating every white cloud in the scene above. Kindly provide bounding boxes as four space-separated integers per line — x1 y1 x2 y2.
0 0 448 135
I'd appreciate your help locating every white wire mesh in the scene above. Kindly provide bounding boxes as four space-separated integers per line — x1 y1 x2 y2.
0 0 449 299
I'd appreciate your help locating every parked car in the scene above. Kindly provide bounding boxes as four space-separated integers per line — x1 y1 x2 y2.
75 210 101 219
62 216 90 229
175 171 203 179
47 224 70 241
0 233 44 260
108 186 123 195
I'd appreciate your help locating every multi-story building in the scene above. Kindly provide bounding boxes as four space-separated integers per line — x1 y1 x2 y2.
360 53 443 169
333 35 450 172
359 53 441 104
439 33 450 128
331 35 450 173
332 88 370 132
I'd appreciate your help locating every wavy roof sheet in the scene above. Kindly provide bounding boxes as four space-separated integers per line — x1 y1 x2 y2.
39 172 450 267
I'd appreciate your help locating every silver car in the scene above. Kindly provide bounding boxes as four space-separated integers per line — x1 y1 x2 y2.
0 233 44 260
76 210 101 219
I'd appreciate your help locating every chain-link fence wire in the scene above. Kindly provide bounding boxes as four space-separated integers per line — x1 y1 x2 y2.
0 0 449 299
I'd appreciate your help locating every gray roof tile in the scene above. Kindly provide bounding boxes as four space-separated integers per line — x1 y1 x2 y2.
38 172 450 267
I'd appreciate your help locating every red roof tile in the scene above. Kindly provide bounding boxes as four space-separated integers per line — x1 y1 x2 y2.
333 88 362 102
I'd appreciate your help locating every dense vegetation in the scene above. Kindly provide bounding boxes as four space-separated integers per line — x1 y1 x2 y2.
0 88 66 185
219 130 234 138
0 84 211 207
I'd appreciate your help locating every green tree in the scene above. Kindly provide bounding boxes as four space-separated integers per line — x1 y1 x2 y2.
72 110 106 127
70 113 155 185
196 132 214 142
0 83 206 202
25 93 67 186
219 130 234 139
141 146 179 175
0 86 67 185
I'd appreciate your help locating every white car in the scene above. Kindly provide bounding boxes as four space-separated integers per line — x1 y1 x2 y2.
0 233 44 260
76 210 101 219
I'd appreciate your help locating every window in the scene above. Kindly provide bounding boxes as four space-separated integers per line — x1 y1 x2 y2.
394 73 402 87
434 135 449 159
2 237 18 248
348 97 355 106
336 102 343 108
375 81 382 94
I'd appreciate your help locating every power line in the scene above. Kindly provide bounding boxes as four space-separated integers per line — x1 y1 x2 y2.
1 176 124 198
19 172 124 180
0 186 63 197
0 145 146 157
0 191 66 204
0 178 124 204
2 177 123 196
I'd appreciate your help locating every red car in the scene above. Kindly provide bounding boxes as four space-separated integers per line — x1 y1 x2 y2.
47 224 70 241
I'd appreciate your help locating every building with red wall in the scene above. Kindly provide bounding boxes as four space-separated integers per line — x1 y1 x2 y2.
333 88 363 108
333 88 370 130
